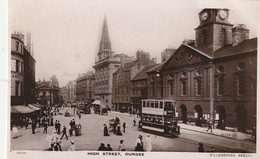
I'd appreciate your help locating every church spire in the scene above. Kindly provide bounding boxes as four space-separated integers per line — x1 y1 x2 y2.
99 15 112 53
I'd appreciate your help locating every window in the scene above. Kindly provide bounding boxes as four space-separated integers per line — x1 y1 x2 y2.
221 28 226 46
151 83 155 96
15 81 20 96
196 78 202 96
237 75 245 95
159 102 163 109
202 29 207 45
11 59 16 72
217 75 224 95
15 41 19 51
181 80 187 96
169 82 174 95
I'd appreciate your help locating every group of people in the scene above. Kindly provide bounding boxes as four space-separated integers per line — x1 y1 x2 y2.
98 143 113 151
198 143 216 152
135 135 152 151
104 117 125 136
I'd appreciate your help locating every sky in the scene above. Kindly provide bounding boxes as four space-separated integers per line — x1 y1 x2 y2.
9 0 260 87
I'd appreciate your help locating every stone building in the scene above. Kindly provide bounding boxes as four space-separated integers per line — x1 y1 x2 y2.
76 71 95 102
112 50 156 112
131 64 157 112
11 32 36 106
67 80 76 104
93 16 135 109
59 86 67 105
35 76 60 106
161 47 176 62
146 8 257 132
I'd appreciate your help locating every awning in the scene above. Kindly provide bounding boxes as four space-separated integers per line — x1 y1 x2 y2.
31 104 45 109
28 104 41 111
92 100 100 105
11 105 39 114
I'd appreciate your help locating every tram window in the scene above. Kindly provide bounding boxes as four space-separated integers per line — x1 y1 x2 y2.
151 102 154 108
143 101 146 107
164 102 173 111
155 101 158 108
147 101 150 108
160 102 163 109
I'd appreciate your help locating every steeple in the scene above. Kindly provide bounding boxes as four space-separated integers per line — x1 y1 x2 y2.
99 15 112 53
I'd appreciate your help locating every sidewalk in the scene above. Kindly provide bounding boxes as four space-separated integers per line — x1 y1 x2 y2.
111 111 254 141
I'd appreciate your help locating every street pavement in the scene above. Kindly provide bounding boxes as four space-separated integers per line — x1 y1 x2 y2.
10 107 256 152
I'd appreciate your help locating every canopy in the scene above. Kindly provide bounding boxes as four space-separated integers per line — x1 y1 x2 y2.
28 104 41 111
11 105 39 114
92 100 100 105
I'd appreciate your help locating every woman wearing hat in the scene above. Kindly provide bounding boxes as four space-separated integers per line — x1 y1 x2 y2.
68 140 76 151
135 135 144 151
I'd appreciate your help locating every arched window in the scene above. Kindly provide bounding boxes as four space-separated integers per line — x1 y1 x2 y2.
221 28 226 46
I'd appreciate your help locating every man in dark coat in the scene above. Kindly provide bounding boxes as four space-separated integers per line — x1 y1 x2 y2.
98 143 106 151
107 144 113 151
60 125 68 140
123 122 126 132
55 120 58 131
116 125 122 136
57 121 61 134
103 124 109 136
43 121 48 134
198 143 204 152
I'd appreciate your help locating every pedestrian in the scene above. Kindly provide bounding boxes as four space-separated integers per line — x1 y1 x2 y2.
211 146 216 152
103 124 109 136
43 121 48 134
32 120 36 134
68 140 76 151
12 126 18 139
107 144 113 151
50 117 54 126
78 113 81 120
54 139 62 151
60 125 68 140
113 123 117 134
69 120 73 129
118 140 126 151
55 120 58 131
135 135 144 151
145 135 152 152
116 125 122 136
133 119 136 127
206 121 213 133
198 143 204 152
98 143 106 151
122 122 126 133
25 119 28 130
38 118 41 128
47 117 50 126
57 121 61 134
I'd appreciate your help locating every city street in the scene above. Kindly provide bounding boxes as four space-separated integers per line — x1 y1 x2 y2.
10 107 256 152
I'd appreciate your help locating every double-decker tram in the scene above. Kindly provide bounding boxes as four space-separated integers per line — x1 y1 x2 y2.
139 99 180 137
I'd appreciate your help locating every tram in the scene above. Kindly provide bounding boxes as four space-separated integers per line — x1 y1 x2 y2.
139 99 180 137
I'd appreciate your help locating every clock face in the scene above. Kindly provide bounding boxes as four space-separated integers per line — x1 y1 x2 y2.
219 10 227 20
201 12 208 21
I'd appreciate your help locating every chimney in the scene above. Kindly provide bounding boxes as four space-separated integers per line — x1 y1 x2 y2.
232 24 249 46
136 50 150 66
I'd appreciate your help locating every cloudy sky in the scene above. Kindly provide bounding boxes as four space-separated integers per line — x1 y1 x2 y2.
9 0 259 86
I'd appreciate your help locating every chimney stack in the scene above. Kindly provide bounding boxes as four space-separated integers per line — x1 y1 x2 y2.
232 24 249 46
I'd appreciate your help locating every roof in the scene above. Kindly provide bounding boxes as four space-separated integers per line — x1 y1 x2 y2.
132 64 158 81
113 60 139 75
147 62 166 73
213 38 257 58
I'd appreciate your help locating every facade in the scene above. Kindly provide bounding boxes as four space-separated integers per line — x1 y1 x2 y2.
67 80 77 104
11 33 36 106
131 64 158 112
76 71 95 102
112 51 156 112
161 47 176 62
35 76 60 105
146 8 257 132
59 86 68 105
93 16 135 109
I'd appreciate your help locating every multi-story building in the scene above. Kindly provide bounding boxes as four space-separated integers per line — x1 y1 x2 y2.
11 32 36 106
161 47 176 62
35 75 59 105
147 8 257 132
112 51 156 112
67 80 76 104
59 86 68 105
76 71 95 102
131 64 157 112
93 16 135 109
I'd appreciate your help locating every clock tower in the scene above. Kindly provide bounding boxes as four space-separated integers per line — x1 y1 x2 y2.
195 9 233 55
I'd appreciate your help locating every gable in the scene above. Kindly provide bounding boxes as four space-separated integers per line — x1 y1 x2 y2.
163 44 212 71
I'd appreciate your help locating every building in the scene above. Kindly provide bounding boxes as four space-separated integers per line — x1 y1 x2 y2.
93 16 135 109
59 86 68 105
76 71 95 102
11 32 36 106
35 76 60 106
131 64 157 112
67 80 76 104
161 47 176 62
112 50 156 112
147 8 257 132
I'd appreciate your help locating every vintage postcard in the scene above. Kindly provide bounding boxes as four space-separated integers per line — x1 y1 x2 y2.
3 0 260 159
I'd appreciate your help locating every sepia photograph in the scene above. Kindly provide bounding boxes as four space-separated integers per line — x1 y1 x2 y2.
4 0 260 158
